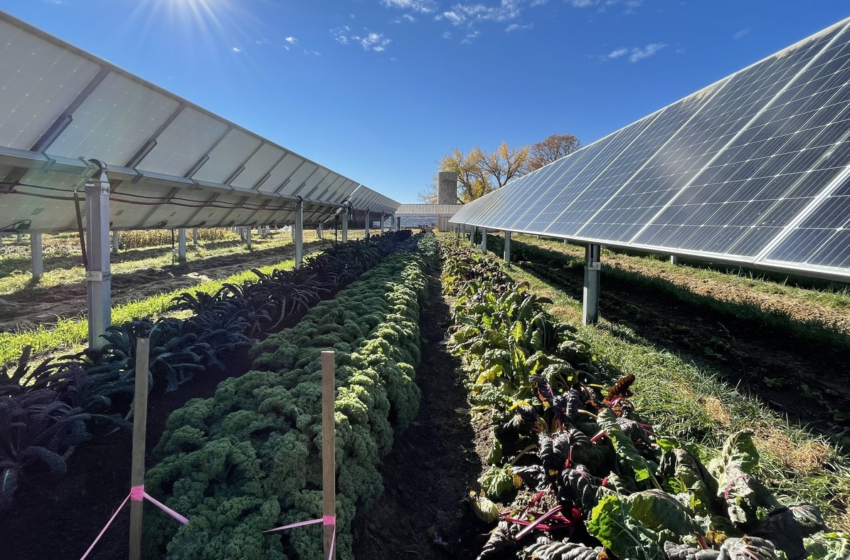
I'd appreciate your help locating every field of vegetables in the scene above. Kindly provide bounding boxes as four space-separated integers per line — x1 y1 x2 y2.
2 231 849 560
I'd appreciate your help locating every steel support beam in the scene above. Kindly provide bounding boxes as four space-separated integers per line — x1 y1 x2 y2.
364 210 370 240
294 199 304 269
481 228 488 253
31 233 43 279
504 231 511 266
193 228 199 245
245 226 252 249
670 255 679 264
177 228 187 262
380 213 385 233
583 244 601 325
341 208 349 243
86 171 112 349
396 216 401 232
112 230 120 253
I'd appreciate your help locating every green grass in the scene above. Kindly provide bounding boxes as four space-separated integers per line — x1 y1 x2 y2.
495 234 850 349
513 233 850 315
0 257 298 367
503 260 850 532
0 229 355 296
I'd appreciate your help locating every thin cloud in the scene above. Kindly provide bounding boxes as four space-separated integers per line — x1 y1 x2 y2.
629 43 666 62
231 47 242 53
461 30 481 43
607 47 628 58
505 23 533 32
390 14 417 23
569 0 643 13
380 0 438 13
734 27 751 39
304 50 321 56
442 31 453 39
285 37 298 45
337 29 392 52
42 0 67 4
436 0 547 27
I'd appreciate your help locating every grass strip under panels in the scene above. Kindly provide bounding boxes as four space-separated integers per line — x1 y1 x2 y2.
0 258 298 367
501 261 850 533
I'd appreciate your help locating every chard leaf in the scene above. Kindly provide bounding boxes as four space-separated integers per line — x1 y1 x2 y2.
626 489 702 538
480 465 515 499
597 408 659 487
587 494 665 560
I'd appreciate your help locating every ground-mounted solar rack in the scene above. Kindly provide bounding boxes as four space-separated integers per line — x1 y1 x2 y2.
0 10 399 347
451 15 850 323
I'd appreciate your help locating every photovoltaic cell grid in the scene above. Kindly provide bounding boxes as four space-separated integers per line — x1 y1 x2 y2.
0 11 399 232
451 17 850 281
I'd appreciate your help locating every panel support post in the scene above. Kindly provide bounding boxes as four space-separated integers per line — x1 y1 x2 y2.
31 233 43 280
86 172 111 350
341 208 349 243
503 231 511 266
294 199 304 269
321 351 337 560
364 210 371 240
583 244 601 325
245 227 252 249
380 213 385 233
192 228 198 245
129 338 150 560
670 255 679 264
177 228 187 262
112 230 120 253
396 217 400 231
481 228 487 253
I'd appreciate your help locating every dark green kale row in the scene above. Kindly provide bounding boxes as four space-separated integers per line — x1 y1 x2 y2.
0 231 412 513
142 233 438 559
439 238 849 560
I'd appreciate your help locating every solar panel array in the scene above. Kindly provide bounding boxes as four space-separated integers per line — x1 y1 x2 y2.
0 10 398 232
451 17 850 281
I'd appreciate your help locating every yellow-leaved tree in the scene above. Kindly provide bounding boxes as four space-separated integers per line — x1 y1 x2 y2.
419 141 530 203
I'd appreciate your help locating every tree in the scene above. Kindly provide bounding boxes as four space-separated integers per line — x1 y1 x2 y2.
527 134 582 172
422 142 530 203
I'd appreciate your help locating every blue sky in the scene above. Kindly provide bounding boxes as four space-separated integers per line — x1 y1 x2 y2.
4 0 850 203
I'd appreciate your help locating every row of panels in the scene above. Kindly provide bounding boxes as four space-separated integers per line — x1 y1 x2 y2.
451 16 850 280
0 10 400 231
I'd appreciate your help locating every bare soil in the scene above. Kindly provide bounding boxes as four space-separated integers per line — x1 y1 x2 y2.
0 240 326 333
352 272 490 560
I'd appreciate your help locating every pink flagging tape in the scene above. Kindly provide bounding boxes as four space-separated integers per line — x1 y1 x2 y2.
265 516 336 560
263 518 324 533
143 491 190 525
80 486 189 560
80 494 131 560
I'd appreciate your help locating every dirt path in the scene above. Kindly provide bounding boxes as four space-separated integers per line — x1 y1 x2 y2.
352 272 489 560
0 241 326 332
517 236 850 336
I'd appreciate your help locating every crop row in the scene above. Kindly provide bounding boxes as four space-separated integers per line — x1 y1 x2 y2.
142 233 437 559
440 238 848 560
0 231 413 513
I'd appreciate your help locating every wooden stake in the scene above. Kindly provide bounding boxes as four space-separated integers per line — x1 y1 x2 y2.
321 351 336 560
129 338 150 560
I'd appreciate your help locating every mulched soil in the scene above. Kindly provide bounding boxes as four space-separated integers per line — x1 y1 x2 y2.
352 271 491 560
0 240 326 334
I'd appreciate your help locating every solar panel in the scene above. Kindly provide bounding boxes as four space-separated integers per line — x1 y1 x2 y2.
0 10 398 232
450 16 850 281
